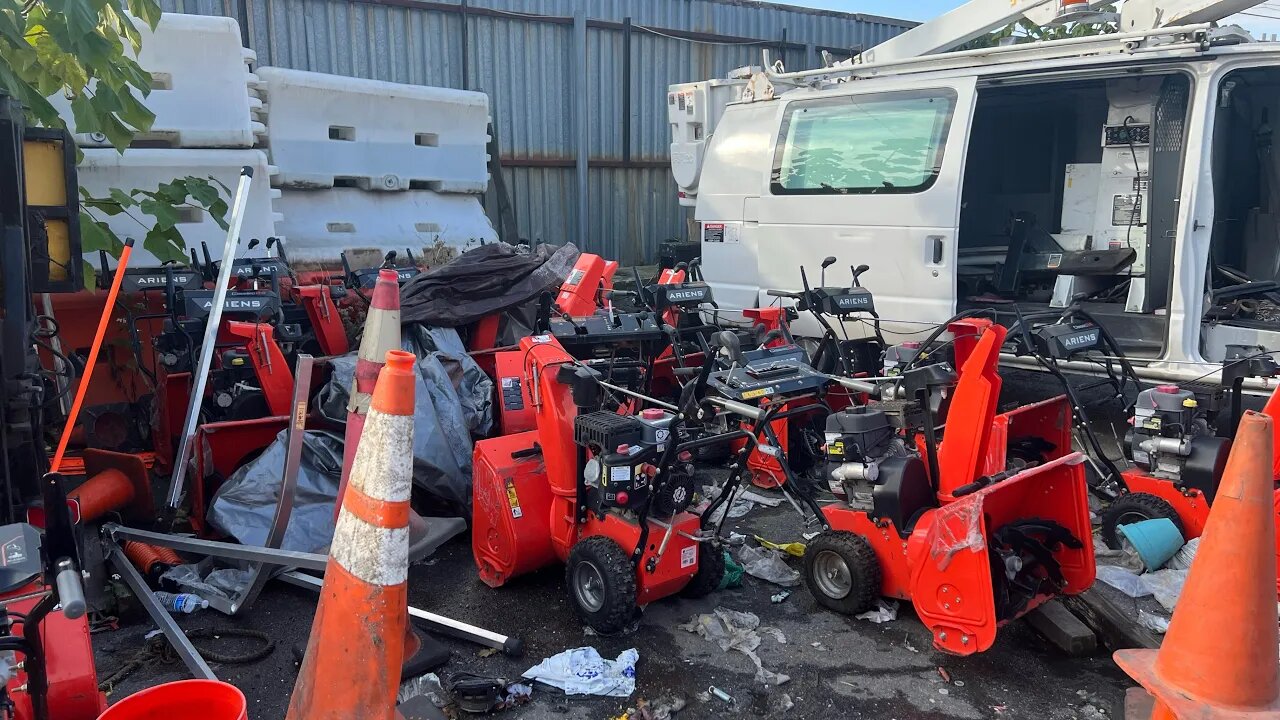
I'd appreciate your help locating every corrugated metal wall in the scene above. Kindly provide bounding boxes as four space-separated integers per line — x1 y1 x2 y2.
160 0 912 263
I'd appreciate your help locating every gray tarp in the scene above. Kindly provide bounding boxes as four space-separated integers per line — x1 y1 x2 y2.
207 326 493 551
207 429 343 553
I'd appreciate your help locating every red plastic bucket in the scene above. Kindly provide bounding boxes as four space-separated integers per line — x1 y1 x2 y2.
99 680 248 720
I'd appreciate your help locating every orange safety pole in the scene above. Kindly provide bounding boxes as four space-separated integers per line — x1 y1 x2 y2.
50 238 135 473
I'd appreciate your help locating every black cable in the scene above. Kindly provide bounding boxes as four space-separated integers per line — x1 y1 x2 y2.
899 308 998 375
1123 115 1142 252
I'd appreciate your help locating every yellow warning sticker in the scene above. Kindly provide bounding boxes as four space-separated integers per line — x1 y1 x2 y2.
506 479 523 519
741 387 771 400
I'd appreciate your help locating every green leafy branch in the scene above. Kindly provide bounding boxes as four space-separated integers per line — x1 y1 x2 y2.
78 175 230 286
0 0 234 288
960 4 1120 50
0 0 162 149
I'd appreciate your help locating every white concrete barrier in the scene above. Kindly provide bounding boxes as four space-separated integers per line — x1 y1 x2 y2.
275 187 496 269
79 148 280 268
256 67 490 194
51 14 263 149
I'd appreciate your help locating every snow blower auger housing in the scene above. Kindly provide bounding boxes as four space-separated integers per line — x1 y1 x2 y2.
472 334 744 633
804 319 1095 655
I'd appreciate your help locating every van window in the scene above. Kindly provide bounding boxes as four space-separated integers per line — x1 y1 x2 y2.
771 89 957 195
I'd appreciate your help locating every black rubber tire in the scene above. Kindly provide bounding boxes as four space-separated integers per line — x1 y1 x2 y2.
680 543 726 598
803 531 881 615
1100 492 1186 550
565 536 637 634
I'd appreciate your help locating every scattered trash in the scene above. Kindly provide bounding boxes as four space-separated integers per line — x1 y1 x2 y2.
1143 567 1189 612
740 491 784 507
1167 537 1200 571
161 562 248 602
707 686 734 704
754 535 806 558
992 705 1008 714
855 598 898 624
1137 610 1171 634
939 688 950 696
760 627 788 645
720 551 745 590
1095 564 1152 598
152 591 208 614
903 637 919 653
938 667 952 683
773 693 794 713
738 545 801 587
679 607 790 686
397 672 443 705
1092 535 1124 559
954 681 965 688
522 647 639 697
727 532 748 546
810 641 827 651
802 531 821 541
628 695 686 720
770 590 792 604
477 647 500 658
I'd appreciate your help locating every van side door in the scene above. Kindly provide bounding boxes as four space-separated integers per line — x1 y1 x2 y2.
754 77 978 339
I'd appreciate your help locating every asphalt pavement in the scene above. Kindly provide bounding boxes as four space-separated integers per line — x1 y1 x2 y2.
91 369 1134 719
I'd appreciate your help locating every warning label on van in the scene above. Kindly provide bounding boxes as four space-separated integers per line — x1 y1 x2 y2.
702 223 739 243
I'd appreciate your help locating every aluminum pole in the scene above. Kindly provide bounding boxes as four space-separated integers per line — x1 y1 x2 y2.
164 167 255 515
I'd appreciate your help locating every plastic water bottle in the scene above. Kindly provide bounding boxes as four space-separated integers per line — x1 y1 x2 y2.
154 591 209 614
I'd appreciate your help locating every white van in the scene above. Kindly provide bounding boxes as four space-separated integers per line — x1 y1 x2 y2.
669 3 1280 390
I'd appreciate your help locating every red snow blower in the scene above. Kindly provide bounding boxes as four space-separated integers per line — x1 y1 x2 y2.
803 318 1095 655
472 332 763 633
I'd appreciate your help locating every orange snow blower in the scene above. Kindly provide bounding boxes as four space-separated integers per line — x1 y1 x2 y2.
803 319 1095 655
473 332 759 633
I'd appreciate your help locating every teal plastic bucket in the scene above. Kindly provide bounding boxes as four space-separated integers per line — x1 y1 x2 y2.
1118 517 1185 572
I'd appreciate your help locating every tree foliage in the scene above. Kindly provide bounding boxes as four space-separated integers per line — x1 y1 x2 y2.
0 0 229 286
960 4 1120 50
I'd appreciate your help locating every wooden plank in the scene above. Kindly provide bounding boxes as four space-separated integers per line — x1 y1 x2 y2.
1062 588 1162 652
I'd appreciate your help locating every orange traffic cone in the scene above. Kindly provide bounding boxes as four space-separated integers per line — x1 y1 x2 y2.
287 350 417 720
1113 410 1280 719
337 268 402 518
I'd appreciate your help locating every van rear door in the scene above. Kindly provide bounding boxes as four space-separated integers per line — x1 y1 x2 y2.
755 77 978 339
695 100 785 313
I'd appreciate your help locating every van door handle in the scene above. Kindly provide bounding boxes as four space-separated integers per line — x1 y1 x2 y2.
929 236 945 264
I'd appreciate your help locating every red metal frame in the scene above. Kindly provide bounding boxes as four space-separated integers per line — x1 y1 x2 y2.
555 254 618 318
223 321 294 417
292 284 350 357
189 416 289 534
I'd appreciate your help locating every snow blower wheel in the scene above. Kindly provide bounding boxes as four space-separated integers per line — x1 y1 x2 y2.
680 542 726 598
803 531 881 615
1100 492 1186 550
566 536 637 634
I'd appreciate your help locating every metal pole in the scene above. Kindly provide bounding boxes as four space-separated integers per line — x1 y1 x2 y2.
573 6 589 249
234 355 314 613
279 571 523 655
165 167 255 515
460 0 469 90
104 523 328 571
622 16 632 165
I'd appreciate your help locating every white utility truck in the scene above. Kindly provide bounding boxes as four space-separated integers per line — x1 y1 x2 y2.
670 0 1280 389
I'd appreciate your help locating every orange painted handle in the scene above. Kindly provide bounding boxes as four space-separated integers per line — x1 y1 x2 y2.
51 241 135 473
